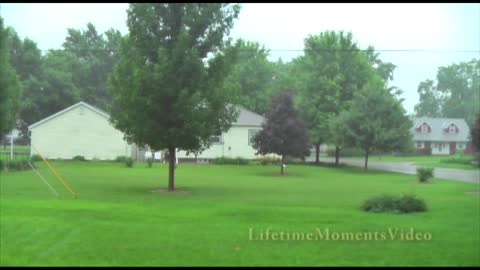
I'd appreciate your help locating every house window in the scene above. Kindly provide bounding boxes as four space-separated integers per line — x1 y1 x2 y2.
449 126 456 134
416 142 423 148
210 135 222 145
457 143 465 149
248 129 260 145
421 124 428 133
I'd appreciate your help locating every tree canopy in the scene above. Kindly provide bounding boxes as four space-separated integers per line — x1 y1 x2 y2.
252 92 310 175
414 58 480 126
332 76 413 170
0 16 21 136
223 38 275 115
295 31 375 164
63 22 122 110
108 3 241 190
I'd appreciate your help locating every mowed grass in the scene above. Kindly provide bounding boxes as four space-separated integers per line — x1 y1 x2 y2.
0 145 30 162
1 161 479 266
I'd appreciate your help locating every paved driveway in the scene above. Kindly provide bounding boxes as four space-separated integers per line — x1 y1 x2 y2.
319 157 480 184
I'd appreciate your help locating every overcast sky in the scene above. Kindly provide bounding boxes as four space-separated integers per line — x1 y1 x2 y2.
1 3 479 114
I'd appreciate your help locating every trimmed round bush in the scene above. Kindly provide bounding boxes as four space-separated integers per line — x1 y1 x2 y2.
362 194 427 214
417 167 434 182
125 157 134 168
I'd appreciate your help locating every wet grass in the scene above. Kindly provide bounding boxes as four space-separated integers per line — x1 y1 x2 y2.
1 161 479 266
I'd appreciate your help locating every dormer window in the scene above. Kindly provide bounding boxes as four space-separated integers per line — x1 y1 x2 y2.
449 126 456 134
421 124 428 133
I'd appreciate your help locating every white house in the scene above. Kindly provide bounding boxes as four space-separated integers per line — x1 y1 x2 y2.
176 106 267 160
28 101 132 160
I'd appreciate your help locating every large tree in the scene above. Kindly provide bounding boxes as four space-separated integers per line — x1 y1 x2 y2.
5 27 42 139
63 23 122 110
224 38 275 115
18 49 80 134
296 31 374 164
252 92 310 175
414 79 442 117
414 58 480 126
0 17 21 136
108 3 241 191
332 76 413 170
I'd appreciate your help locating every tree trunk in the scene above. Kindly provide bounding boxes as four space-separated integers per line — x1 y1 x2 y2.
335 146 340 166
168 146 176 191
281 155 284 175
364 149 369 170
315 143 320 164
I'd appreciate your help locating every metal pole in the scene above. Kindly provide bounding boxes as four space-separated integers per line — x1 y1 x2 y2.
28 162 59 197
10 131 13 161
175 148 178 164
31 143 76 197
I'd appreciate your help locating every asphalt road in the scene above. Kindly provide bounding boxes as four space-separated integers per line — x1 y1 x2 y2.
319 157 480 184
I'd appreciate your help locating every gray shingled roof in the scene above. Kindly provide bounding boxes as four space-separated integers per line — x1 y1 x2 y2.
411 117 471 142
233 106 265 126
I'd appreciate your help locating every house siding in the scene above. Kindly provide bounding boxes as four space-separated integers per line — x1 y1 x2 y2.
30 104 131 160
176 125 264 159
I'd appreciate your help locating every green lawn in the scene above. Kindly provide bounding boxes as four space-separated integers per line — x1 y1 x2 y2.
0 145 30 162
1 161 479 266
347 154 479 170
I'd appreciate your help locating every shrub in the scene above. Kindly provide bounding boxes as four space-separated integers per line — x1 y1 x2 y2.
257 156 281 166
146 157 153 168
115 156 128 162
3 160 32 171
362 194 398 213
396 194 427 213
30 154 42 162
362 194 427 214
125 157 134 168
72 155 87 161
0 159 3 171
212 156 249 165
416 167 434 182
284 156 306 164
